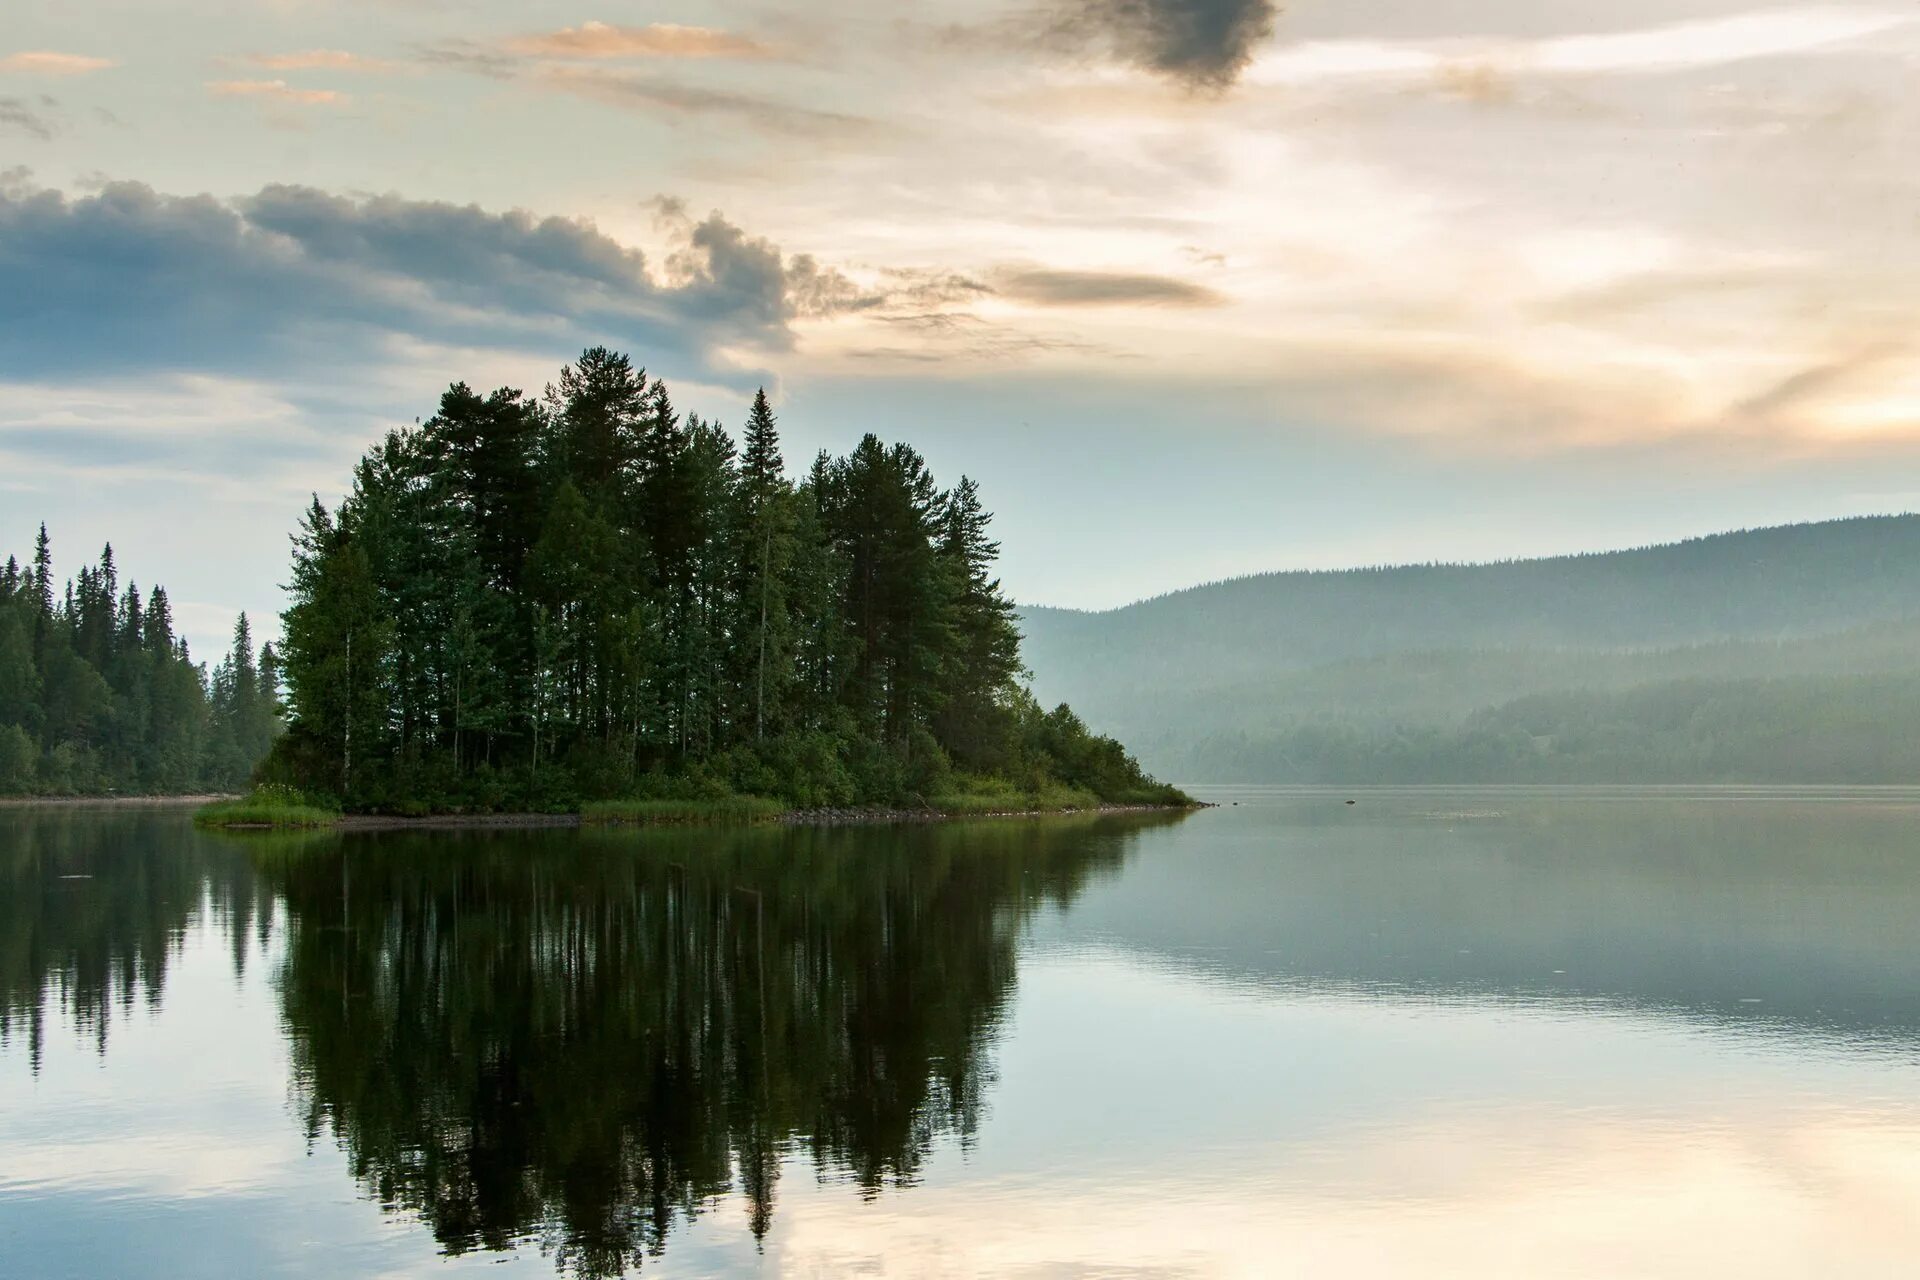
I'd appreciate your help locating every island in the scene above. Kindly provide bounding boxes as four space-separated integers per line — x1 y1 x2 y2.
201 347 1189 827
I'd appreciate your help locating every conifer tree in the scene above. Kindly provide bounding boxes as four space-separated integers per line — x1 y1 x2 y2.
732 389 795 741
935 476 1024 769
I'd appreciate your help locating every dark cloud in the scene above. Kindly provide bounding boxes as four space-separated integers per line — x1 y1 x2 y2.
0 180 844 384
1057 0 1278 89
998 267 1225 307
0 95 56 141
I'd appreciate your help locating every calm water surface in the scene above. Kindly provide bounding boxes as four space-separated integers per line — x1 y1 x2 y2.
6 787 1920 1277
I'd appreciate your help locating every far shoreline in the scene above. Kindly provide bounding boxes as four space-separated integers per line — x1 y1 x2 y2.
0 794 231 809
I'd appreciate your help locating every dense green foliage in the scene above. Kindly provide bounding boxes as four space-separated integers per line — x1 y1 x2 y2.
1022 517 1920 784
0 531 281 795
268 347 1182 813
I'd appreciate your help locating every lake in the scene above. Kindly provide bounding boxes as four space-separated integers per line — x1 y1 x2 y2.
7 786 1920 1277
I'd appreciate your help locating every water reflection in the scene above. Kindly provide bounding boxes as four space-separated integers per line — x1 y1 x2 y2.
0 806 269 1069
1070 789 1920 1049
251 816 1165 1277
11 794 1920 1277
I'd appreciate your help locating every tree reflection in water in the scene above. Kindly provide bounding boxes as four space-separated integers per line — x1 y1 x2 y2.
0 807 269 1071
258 814 1176 1277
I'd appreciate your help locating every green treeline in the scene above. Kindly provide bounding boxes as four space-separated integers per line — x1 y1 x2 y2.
269 346 1182 813
0 531 280 795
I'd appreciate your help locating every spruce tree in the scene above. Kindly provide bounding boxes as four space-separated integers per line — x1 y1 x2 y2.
733 389 795 741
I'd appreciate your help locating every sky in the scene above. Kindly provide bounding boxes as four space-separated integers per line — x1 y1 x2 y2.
7 0 1920 658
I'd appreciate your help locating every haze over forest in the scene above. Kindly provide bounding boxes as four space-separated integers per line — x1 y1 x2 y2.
1021 515 1920 783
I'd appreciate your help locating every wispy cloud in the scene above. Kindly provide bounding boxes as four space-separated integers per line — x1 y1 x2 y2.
998 267 1225 307
506 22 774 61
1242 8 1911 90
0 51 115 76
0 96 54 140
247 49 399 73
532 66 873 135
205 79 345 106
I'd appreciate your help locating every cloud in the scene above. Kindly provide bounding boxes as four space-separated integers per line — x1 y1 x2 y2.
247 50 399 73
1055 0 1279 89
998 267 1225 307
1525 8 1906 75
417 31 864 136
0 51 114 76
414 40 518 79
1242 9 1913 91
205 79 345 106
0 96 53 140
653 196 881 320
530 65 873 135
505 22 772 61
0 180 853 386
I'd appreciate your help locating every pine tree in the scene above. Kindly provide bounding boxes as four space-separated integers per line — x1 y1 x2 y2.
29 525 53 662
934 476 1024 769
733 389 796 741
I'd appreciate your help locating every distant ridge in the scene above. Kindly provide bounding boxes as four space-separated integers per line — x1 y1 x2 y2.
1017 515 1920 783
1027 513 1920 618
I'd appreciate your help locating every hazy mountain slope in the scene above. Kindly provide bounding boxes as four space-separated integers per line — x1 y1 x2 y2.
1018 516 1920 782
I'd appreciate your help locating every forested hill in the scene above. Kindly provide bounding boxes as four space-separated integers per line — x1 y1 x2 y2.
1024 516 1920 693
1018 516 1920 784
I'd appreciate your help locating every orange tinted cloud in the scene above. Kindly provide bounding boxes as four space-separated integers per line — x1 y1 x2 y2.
206 79 344 106
0 51 115 75
506 22 772 60
249 50 396 73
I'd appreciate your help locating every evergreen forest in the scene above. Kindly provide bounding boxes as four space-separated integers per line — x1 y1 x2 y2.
266 346 1183 814
1021 515 1920 784
0 531 280 795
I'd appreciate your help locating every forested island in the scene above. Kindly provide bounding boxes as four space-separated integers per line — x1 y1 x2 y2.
0 533 279 795
252 346 1186 819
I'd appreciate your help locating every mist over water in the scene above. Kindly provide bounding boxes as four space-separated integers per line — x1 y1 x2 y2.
7 792 1920 1276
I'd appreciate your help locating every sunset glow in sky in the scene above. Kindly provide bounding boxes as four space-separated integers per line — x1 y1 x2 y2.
6 0 1920 653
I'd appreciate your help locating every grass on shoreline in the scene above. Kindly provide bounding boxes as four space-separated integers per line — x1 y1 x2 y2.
924 773 1194 815
194 785 341 830
196 780 1196 830
924 780 1103 815
582 795 789 825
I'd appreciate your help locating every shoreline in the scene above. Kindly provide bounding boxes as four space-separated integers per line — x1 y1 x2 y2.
338 801 1210 833
216 800 1212 834
4 793 1208 830
0 794 232 809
